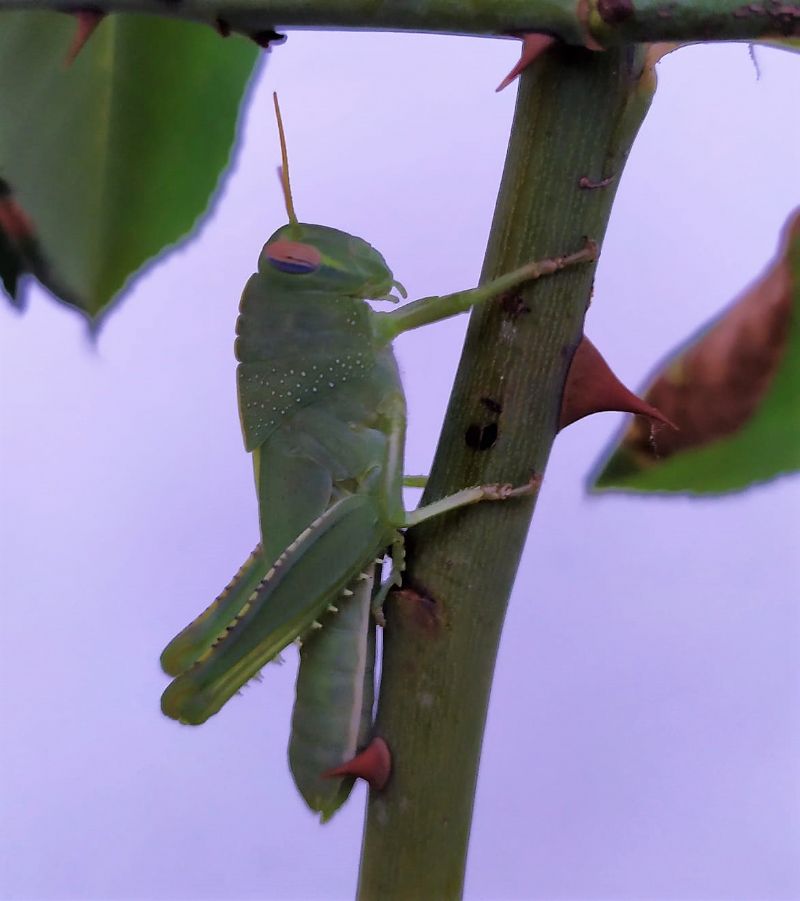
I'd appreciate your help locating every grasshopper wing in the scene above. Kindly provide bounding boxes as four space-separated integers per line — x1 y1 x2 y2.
161 494 387 725
160 436 333 677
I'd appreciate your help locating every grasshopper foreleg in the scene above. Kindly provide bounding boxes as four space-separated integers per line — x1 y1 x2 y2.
376 240 598 340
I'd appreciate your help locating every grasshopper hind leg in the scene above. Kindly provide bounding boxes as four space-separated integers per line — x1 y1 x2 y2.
401 474 541 529
370 531 405 627
368 478 541 624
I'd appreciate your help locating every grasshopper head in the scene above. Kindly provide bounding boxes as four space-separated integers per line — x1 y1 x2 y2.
259 223 398 300
264 96 404 301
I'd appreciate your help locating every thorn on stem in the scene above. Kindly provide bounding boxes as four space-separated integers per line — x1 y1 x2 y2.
64 9 104 68
323 738 392 791
496 33 557 92
559 338 678 430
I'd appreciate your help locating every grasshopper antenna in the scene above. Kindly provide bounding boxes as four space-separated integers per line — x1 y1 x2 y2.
272 92 299 229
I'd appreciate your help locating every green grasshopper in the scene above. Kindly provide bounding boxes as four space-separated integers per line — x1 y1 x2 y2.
160 94 597 821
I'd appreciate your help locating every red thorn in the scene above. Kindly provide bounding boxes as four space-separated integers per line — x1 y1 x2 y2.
64 9 104 68
559 338 678 431
323 737 391 791
496 33 557 92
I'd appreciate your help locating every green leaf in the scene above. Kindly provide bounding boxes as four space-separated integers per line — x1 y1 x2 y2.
0 12 259 319
0 175 86 309
591 209 800 495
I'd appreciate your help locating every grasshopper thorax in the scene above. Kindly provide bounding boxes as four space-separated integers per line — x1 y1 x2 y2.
259 223 395 300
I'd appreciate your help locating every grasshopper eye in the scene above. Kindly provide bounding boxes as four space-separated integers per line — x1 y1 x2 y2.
265 240 321 274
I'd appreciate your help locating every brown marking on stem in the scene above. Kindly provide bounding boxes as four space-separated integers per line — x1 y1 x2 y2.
579 174 616 190
214 17 231 36
465 421 499 451
499 290 530 320
496 33 557 92
559 337 677 430
64 9 104 67
324 738 392 791
597 0 635 24
393 586 444 637
501 239 596 312
480 397 503 415
576 0 607 50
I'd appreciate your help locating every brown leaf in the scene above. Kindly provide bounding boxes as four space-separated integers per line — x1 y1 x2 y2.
624 208 799 461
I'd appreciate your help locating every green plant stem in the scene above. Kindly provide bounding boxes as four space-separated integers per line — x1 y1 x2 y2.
357 45 655 900
1 0 797 45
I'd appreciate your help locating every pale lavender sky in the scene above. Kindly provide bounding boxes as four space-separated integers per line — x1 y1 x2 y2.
1 34 798 901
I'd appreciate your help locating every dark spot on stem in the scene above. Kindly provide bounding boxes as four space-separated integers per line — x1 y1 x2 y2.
597 0 634 23
480 397 503 415
214 17 231 36
500 290 530 320
465 421 498 451
393 587 443 637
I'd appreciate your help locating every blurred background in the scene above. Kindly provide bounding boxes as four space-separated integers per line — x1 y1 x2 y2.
1 34 798 900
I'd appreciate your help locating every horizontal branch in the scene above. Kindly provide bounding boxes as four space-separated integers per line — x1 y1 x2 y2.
2 0 798 47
